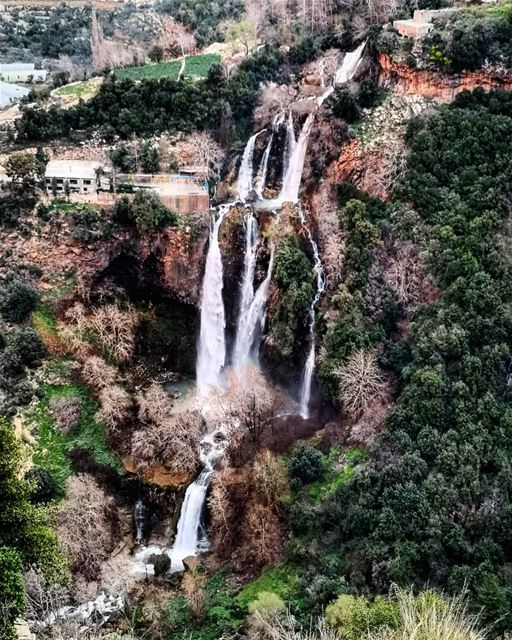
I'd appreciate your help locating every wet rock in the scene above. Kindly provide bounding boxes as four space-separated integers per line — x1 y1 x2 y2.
183 555 201 572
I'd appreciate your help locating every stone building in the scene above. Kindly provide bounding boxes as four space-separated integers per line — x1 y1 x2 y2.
393 8 460 38
45 160 110 195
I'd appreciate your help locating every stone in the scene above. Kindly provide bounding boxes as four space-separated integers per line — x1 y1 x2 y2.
182 555 201 572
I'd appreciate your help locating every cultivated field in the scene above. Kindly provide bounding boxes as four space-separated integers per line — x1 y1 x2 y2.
114 54 221 82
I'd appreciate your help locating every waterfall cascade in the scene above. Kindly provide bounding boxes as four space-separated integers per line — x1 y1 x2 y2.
233 211 259 370
237 130 264 202
233 245 275 373
133 500 147 545
165 42 367 569
196 206 228 395
299 214 325 418
271 41 367 207
169 429 228 573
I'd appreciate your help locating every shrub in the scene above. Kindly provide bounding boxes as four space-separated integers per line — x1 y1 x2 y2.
289 35 321 65
97 385 132 438
253 450 289 508
0 280 38 323
26 467 61 503
325 594 399 639
9 327 46 368
248 591 286 631
113 190 177 234
49 394 82 435
0 547 25 640
289 442 326 486
331 88 360 123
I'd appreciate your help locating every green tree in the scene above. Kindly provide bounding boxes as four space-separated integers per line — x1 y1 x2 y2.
0 281 38 324
0 547 25 640
5 152 38 193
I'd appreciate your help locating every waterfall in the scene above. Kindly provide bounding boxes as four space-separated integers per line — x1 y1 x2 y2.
274 42 367 206
335 40 366 85
133 500 147 545
256 133 273 198
233 211 259 370
299 216 325 419
170 429 228 572
196 207 228 395
279 112 315 204
169 466 213 573
237 130 264 202
233 246 275 372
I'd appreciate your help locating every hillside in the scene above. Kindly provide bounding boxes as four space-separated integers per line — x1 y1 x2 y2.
1 1 512 640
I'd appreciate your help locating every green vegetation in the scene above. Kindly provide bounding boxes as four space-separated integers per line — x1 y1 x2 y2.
0 417 65 578
0 547 25 640
422 5 512 72
308 89 512 631
237 564 300 610
269 235 314 360
115 54 221 81
0 279 38 324
54 79 101 98
31 380 122 492
15 47 286 142
113 190 177 234
160 571 243 640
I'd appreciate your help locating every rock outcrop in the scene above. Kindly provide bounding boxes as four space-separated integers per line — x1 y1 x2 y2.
378 53 512 101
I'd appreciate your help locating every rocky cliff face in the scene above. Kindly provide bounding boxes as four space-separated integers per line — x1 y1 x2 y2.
378 53 512 101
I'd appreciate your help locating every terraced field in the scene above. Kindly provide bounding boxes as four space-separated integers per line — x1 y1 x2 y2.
115 53 221 82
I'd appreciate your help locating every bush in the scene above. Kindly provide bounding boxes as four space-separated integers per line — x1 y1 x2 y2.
9 327 46 368
0 547 25 640
113 190 176 234
26 466 61 503
49 394 82 434
289 443 326 486
289 35 322 65
325 594 399 639
0 280 38 323
331 88 360 123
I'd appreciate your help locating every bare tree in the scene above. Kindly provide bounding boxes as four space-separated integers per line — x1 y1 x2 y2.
181 132 226 181
334 350 388 418
97 385 132 437
222 367 278 444
56 474 118 580
81 356 117 392
131 409 201 475
158 15 196 58
240 502 283 567
49 394 82 435
88 304 138 363
137 382 174 425
23 569 69 625
384 243 428 311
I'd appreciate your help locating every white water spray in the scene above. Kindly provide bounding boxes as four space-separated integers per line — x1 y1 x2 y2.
299 213 325 419
196 207 228 395
233 246 275 372
274 42 367 206
233 211 259 370
237 130 264 202
335 40 367 85
170 429 228 572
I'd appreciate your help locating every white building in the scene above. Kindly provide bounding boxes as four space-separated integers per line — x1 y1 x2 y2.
0 80 29 109
0 63 47 83
45 160 111 195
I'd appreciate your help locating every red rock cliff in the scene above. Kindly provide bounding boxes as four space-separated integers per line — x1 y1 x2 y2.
378 53 512 101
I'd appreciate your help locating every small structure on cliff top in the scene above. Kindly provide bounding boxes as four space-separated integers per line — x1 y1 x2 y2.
44 159 209 214
394 8 460 38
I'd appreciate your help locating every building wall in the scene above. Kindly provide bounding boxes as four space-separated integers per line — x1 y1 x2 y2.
44 190 210 215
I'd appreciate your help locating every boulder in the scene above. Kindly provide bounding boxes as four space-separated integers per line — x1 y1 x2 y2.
183 555 201 573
